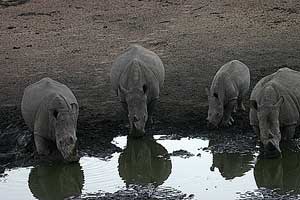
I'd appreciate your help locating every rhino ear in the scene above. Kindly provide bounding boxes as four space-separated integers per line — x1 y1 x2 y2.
274 96 284 108
250 100 258 111
119 85 129 94
213 93 218 99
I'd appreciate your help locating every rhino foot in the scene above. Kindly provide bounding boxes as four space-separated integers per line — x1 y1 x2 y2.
221 117 234 128
146 117 154 129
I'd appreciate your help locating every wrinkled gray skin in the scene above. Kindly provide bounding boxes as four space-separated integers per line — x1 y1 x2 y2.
110 44 165 137
206 60 250 128
21 77 79 162
250 68 300 158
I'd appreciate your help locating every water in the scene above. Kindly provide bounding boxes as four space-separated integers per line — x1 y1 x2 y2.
0 135 299 200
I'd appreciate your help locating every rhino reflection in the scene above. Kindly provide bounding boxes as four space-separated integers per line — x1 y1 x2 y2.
209 140 254 180
254 150 300 193
211 153 254 180
28 162 84 200
118 136 171 187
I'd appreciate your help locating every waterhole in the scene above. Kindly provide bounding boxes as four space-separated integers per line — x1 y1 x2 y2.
1 135 300 200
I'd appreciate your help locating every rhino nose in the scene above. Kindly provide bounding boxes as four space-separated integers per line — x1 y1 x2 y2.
133 115 138 122
268 134 274 139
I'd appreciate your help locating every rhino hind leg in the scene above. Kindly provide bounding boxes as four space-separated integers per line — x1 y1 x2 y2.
221 100 237 127
237 97 246 111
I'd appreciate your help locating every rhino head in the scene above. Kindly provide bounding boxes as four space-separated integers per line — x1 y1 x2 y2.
50 95 78 162
250 97 284 158
120 85 148 137
206 88 224 129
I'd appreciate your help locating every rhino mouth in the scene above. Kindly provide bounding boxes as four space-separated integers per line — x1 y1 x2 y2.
58 142 79 162
129 121 145 137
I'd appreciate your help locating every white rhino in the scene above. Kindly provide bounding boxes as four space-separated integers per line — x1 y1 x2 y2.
21 77 79 162
250 68 300 158
206 60 250 128
110 44 165 137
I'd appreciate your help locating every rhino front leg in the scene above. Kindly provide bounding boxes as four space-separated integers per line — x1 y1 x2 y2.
147 98 158 127
281 125 296 141
252 125 260 141
237 97 246 111
221 100 237 127
121 101 130 128
34 134 51 156
281 125 300 151
121 101 128 115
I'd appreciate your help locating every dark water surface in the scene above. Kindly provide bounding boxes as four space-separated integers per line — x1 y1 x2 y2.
1 135 300 199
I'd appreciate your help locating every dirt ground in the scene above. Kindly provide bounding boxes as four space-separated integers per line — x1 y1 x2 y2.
0 0 300 199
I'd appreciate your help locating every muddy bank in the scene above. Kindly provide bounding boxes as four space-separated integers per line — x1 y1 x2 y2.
69 185 194 200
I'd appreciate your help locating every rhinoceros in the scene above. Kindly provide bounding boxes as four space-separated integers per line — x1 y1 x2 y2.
206 60 250 128
110 44 165 137
21 77 79 162
250 68 300 158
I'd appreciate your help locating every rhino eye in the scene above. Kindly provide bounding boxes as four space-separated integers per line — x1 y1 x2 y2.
53 110 58 119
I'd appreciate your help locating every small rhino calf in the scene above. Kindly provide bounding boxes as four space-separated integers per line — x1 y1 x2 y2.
206 60 250 129
110 44 165 137
21 77 79 162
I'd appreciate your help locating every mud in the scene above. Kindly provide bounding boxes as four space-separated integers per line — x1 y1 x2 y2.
69 185 194 200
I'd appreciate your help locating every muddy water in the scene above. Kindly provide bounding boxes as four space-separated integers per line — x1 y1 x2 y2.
0 135 300 200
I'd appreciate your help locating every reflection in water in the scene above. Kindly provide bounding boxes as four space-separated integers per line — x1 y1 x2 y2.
209 140 254 180
254 149 300 193
211 153 254 180
28 162 84 200
118 136 172 187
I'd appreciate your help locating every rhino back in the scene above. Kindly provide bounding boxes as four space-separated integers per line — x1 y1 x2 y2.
250 68 300 126
250 70 286 126
211 60 250 103
110 45 165 93
21 78 78 130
